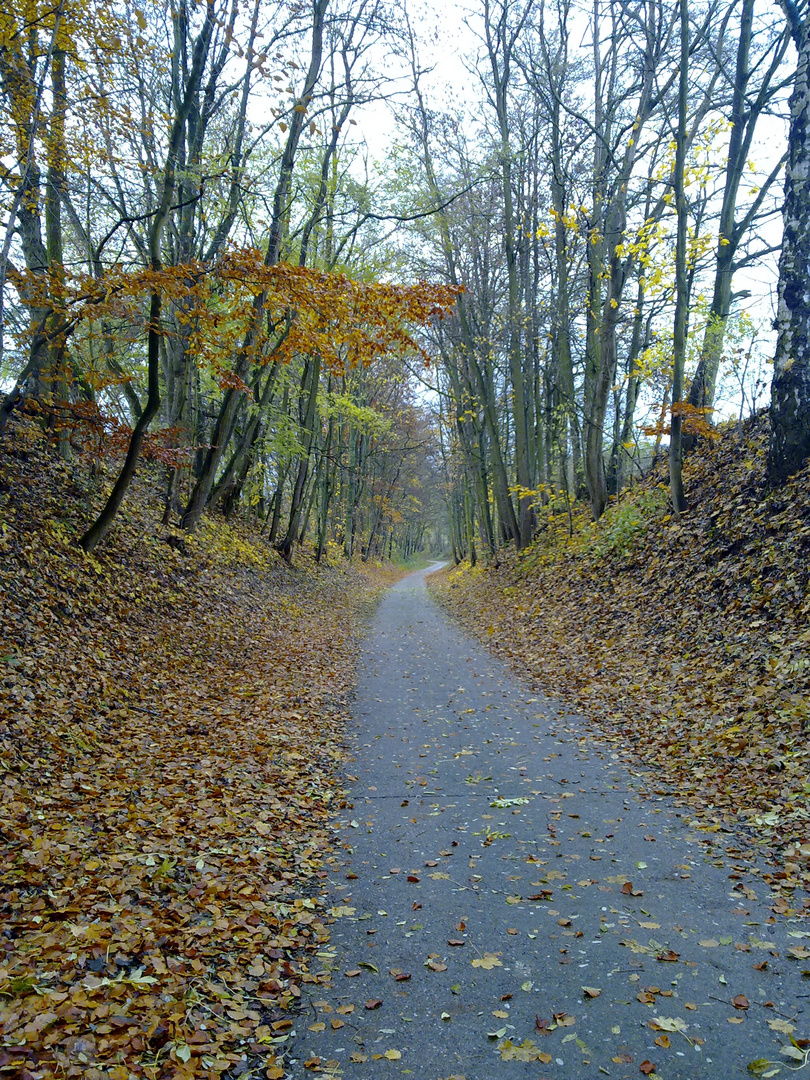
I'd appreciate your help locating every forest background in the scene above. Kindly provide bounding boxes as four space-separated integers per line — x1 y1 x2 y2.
2 0 810 558
3 1 810 1077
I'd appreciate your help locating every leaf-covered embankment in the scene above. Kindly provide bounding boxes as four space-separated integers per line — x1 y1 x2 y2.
431 414 810 903
0 425 389 1079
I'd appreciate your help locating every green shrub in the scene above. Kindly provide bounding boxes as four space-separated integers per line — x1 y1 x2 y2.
590 486 668 557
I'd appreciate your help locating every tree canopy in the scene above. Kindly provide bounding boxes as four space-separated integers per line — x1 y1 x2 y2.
0 0 805 558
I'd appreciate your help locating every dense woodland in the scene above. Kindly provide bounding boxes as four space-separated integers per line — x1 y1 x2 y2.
2 0 810 556
4 4 810 1076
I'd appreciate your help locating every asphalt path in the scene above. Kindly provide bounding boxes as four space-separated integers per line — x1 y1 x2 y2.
290 564 808 1080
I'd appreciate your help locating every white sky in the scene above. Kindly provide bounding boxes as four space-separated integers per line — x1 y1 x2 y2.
348 0 790 422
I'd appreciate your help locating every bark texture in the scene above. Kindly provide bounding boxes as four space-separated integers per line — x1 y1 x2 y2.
769 9 810 485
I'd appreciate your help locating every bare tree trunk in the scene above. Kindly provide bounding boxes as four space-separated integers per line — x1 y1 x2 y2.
769 4 810 484
181 0 328 532
78 1 216 552
688 0 789 421
669 0 689 515
277 354 321 561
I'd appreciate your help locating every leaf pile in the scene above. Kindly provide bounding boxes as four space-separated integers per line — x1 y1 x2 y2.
0 424 387 1079
432 412 810 900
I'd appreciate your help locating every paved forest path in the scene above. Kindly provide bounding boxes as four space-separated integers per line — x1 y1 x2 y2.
291 566 807 1079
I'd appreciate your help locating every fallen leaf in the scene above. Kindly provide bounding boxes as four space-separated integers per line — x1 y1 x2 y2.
498 1038 548 1061
782 1046 808 1061
471 953 503 970
553 1012 575 1027
650 1017 687 1034
768 1018 796 1034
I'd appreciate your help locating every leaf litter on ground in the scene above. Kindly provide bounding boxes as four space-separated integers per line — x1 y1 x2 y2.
0 424 395 1078
432 413 810 905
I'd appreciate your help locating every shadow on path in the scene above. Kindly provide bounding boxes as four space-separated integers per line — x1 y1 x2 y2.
291 564 807 1079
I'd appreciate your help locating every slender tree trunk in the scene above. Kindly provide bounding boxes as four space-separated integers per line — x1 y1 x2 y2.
405 32 519 546
669 0 689 515
315 410 335 563
486 0 534 546
79 1 216 551
277 354 321 561
181 0 328 532
688 0 789 423
608 281 647 495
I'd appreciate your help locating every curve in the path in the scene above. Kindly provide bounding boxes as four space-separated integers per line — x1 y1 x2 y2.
290 565 806 1080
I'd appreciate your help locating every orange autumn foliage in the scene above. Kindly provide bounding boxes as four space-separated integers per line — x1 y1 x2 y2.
9 252 463 385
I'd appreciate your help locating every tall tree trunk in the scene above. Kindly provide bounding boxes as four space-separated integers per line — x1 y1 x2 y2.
277 354 322 561
79 1 216 552
486 0 535 546
769 5 810 484
405 26 520 546
181 0 328 532
669 0 689 515
608 280 647 496
688 0 789 422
